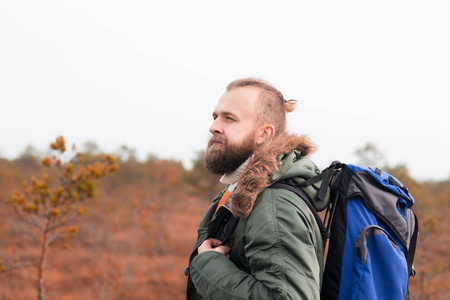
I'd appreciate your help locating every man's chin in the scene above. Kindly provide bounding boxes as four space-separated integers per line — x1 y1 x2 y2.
204 159 223 174
203 138 255 175
204 157 246 175
204 156 235 175
204 164 227 175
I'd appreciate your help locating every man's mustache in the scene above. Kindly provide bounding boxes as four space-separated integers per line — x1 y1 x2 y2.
208 136 227 147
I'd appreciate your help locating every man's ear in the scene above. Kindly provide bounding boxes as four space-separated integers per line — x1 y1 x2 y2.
255 124 275 145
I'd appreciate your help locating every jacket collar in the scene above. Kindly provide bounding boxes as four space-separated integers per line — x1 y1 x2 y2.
228 133 315 218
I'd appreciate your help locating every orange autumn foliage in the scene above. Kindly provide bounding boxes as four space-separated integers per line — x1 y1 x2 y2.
0 140 448 299
2 136 118 300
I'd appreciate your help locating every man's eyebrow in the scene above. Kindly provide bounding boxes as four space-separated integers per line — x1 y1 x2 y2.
212 111 238 119
222 111 238 118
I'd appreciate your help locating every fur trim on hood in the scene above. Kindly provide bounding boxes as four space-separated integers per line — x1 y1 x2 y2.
229 133 315 218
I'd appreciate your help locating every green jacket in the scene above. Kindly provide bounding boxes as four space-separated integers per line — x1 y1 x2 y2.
186 134 325 300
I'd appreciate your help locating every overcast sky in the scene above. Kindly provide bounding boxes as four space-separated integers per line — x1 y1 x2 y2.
1 0 449 181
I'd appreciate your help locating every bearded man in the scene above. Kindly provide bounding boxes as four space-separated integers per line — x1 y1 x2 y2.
185 78 324 300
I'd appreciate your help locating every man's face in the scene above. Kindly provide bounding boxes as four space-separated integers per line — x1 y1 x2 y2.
204 87 260 175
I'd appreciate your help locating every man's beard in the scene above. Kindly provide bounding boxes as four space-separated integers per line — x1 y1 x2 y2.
204 133 256 175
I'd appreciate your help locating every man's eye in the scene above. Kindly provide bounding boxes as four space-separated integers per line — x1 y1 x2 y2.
226 116 235 121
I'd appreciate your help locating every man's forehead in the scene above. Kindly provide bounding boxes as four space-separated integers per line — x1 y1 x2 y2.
214 86 260 112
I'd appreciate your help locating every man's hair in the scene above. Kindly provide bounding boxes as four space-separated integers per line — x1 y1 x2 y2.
226 78 296 136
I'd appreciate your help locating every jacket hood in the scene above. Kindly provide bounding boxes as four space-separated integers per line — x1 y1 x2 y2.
229 133 320 218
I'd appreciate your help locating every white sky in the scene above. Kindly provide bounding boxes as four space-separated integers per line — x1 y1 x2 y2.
1 0 449 181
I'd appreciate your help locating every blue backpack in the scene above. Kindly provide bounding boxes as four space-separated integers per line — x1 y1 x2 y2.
272 162 418 300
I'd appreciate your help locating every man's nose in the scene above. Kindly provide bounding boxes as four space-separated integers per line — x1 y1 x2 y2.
209 119 223 135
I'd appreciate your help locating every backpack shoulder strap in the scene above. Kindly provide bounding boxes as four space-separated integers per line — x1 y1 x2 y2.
218 214 239 246
270 181 329 249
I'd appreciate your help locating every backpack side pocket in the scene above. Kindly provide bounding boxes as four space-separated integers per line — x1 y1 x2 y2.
349 225 408 300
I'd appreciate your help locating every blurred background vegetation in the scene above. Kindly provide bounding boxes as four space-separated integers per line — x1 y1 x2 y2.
0 138 448 299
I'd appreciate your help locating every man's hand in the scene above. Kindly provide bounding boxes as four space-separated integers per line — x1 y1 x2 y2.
198 238 231 259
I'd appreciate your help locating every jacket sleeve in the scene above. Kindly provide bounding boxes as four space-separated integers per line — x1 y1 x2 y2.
189 188 322 300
